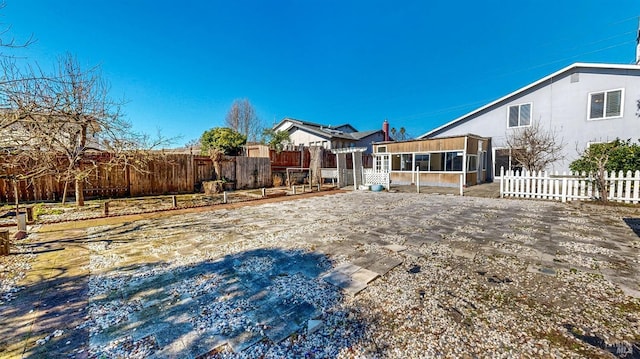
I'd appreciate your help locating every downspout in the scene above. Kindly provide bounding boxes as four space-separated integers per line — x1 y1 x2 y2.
463 136 468 187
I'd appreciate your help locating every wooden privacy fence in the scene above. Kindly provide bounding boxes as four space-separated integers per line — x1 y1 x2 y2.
249 146 373 170
499 167 640 203
231 157 272 189
0 154 272 204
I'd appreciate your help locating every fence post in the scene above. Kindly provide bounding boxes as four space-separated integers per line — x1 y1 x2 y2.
561 177 567 203
0 230 9 255
416 166 420 193
625 170 632 204
293 186 297 195
15 212 27 240
500 167 504 198
103 201 110 216
223 191 228 204
317 183 321 191
617 170 624 203
459 173 464 196
634 170 640 204
25 206 34 223
172 195 178 208
261 188 266 197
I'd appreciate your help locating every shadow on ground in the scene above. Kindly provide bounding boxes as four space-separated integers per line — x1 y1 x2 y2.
623 218 640 238
1 238 371 358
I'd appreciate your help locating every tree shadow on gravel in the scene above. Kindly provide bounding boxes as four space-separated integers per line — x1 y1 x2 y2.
563 324 640 359
1 244 373 358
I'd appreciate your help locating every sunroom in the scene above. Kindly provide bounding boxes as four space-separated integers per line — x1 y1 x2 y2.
372 134 490 187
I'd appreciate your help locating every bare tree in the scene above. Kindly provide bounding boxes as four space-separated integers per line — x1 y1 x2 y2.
505 121 564 172
0 60 59 215
225 99 262 143
1 54 170 207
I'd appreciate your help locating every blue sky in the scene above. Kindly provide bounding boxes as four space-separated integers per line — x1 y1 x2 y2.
3 1 640 145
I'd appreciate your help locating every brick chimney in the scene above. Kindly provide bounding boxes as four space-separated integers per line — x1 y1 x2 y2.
382 119 390 142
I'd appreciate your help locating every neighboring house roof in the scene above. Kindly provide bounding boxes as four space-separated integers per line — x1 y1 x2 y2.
419 62 640 139
349 129 380 140
273 118 341 131
274 117 384 142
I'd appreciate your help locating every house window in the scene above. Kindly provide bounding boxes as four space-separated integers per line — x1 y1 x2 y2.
391 154 412 171
467 155 478 171
415 154 430 171
377 146 387 153
508 103 531 128
589 89 623 120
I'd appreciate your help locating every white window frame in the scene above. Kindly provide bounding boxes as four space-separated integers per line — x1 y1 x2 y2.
507 103 532 128
374 154 388 172
587 88 624 121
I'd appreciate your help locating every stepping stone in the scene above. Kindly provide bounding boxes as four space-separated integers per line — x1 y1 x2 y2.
382 244 407 252
322 270 352 288
282 302 318 326
526 264 557 276
307 319 323 334
453 248 476 260
189 333 229 358
405 236 427 247
227 330 264 353
332 262 362 275
403 250 424 259
342 279 369 296
152 335 190 358
363 256 403 276
344 233 372 244
351 268 379 284
264 317 301 344
351 253 380 268
321 264 376 296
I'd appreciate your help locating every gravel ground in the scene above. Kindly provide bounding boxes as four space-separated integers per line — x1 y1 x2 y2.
2 191 640 358
0 189 289 226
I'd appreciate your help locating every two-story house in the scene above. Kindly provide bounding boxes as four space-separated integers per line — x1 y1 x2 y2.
419 62 640 179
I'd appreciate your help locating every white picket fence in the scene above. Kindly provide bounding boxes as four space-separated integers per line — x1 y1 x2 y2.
363 169 390 189
499 167 640 203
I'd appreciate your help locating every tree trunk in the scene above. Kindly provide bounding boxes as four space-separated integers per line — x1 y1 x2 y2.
61 180 69 204
308 147 323 185
75 178 85 207
597 166 608 202
213 161 222 181
210 150 224 181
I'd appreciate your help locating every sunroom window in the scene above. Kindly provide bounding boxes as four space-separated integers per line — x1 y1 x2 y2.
391 154 413 171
